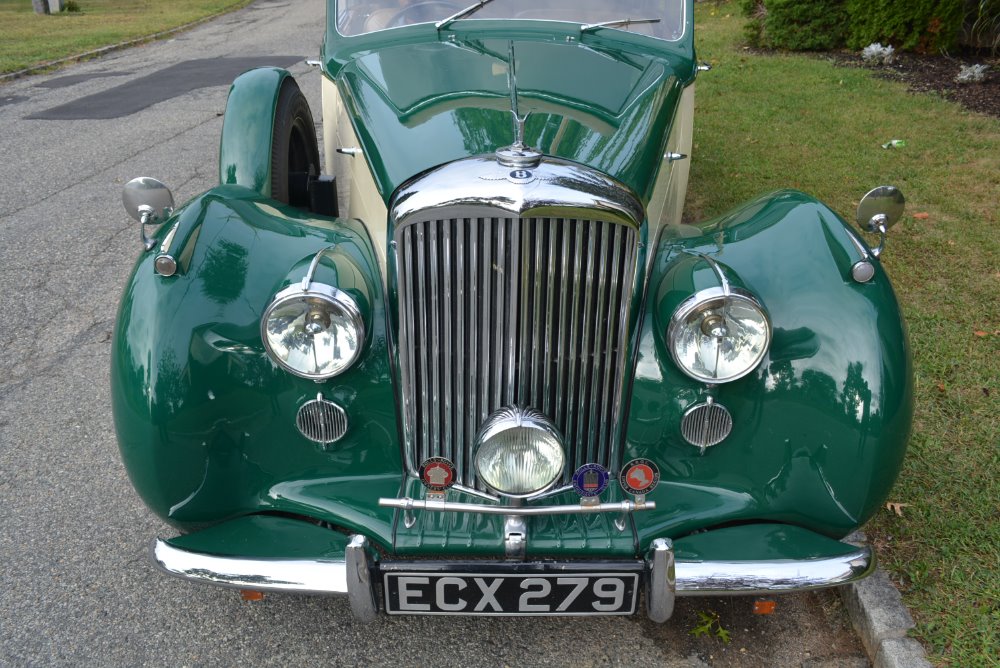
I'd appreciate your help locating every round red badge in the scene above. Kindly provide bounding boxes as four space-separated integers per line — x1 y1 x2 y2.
419 457 456 492
619 458 660 495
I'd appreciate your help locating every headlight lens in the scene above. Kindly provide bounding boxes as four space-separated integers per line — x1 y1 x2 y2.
474 407 565 498
668 287 770 383
261 283 364 379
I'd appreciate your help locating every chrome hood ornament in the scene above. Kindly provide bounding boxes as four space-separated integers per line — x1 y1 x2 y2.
496 41 541 169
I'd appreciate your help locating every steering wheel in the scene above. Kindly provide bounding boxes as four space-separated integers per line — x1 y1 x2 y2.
384 1 465 28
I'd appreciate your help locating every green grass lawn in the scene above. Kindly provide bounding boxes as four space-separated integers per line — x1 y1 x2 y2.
690 3 999 666
0 0 251 74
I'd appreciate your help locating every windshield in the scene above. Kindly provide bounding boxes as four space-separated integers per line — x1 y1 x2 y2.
336 0 686 40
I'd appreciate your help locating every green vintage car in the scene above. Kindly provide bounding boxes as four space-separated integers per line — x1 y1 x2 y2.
114 0 913 621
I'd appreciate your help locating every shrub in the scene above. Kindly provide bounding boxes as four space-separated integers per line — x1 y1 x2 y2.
964 0 1000 54
846 0 965 52
740 0 849 51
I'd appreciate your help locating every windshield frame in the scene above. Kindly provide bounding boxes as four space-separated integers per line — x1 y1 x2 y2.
331 0 689 43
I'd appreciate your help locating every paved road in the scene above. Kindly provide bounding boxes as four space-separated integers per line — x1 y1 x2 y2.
0 2 868 666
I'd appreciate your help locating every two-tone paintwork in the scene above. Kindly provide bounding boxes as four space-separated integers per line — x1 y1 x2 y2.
112 0 911 562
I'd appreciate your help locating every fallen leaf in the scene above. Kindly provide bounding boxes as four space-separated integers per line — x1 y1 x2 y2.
974 330 988 337
936 382 946 392
913 212 930 220
886 502 910 516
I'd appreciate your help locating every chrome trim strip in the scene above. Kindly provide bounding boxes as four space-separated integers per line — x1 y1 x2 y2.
673 546 875 595
151 538 348 594
378 497 655 516
390 156 643 231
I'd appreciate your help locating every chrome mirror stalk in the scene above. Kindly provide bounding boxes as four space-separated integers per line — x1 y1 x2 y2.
856 185 905 259
123 177 174 252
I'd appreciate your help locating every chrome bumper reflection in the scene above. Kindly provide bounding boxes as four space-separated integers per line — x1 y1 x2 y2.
674 547 876 596
151 535 873 623
152 538 350 594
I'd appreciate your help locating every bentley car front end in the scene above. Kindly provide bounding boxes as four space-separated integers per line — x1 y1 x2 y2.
112 0 912 620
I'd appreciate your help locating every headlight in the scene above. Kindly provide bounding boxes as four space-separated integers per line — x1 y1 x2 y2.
474 407 565 498
668 287 771 383
261 283 364 380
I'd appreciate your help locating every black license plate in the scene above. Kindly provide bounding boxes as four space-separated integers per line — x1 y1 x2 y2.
383 571 639 616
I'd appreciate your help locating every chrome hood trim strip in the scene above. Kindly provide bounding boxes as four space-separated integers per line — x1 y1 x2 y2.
390 155 644 232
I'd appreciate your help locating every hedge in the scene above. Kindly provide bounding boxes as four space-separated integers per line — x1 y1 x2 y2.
741 0 967 53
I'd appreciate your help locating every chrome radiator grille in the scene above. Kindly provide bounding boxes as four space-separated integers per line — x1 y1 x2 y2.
394 215 639 489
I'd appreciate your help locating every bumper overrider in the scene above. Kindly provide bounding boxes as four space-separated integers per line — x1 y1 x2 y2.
151 527 873 623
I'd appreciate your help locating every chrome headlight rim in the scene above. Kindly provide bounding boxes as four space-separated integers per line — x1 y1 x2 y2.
473 406 566 500
668 286 771 384
260 282 365 380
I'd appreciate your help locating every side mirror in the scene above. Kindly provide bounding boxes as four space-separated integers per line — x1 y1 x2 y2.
123 177 174 251
856 185 905 258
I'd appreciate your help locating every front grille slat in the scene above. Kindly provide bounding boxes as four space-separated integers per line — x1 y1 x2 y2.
468 219 479 479
602 226 623 463
588 224 611 463
415 226 431 466
481 217 493 425
396 215 638 489
429 222 442 463
455 219 466 476
542 220 556 417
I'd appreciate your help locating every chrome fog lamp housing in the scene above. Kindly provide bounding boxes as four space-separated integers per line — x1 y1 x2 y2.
261 283 364 380
668 287 771 383
474 407 565 498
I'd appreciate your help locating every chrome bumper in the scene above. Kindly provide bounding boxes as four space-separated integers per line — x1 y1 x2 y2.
152 535 874 623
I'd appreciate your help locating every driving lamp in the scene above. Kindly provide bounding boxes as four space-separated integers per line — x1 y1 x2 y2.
261 283 364 380
474 407 565 498
668 287 770 383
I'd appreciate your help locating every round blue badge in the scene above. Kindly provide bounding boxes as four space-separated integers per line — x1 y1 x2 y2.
572 463 610 497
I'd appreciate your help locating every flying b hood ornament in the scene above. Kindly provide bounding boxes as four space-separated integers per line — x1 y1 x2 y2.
496 41 541 169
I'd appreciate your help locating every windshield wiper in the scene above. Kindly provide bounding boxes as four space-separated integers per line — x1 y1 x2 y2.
436 0 497 31
580 17 660 33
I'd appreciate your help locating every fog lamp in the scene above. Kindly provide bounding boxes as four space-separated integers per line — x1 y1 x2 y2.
474 407 565 498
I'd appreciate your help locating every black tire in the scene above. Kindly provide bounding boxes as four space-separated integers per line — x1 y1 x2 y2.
270 78 320 206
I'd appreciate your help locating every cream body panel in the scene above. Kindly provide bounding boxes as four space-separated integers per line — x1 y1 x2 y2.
646 83 695 232
321 75 389 271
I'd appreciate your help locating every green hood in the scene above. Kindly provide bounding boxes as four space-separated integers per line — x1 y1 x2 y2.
332 34 694 203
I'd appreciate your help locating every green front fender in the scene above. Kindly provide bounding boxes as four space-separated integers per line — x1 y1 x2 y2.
628 190 913 550
110 186 401 548
218 67 292 197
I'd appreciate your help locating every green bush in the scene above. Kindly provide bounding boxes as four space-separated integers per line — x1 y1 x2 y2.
846 0 965 52
741 0 849 51
964 0 1000 53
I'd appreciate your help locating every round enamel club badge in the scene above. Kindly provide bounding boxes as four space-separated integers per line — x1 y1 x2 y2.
572 463 610 497
419 457 456 492
620 458 660 495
